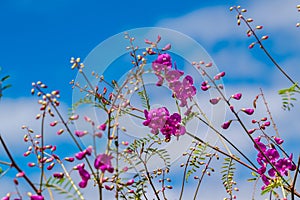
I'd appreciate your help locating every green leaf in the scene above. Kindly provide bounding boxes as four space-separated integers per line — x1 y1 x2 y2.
1 75 10 82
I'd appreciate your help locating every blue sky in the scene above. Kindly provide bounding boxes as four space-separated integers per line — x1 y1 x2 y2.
1 0 300 199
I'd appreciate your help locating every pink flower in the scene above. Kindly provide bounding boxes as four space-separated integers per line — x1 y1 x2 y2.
94 154 114 173
76 163 90 188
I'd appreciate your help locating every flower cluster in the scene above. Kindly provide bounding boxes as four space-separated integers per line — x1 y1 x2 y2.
143 107 186 141
152 53 196 107
254 137 296 190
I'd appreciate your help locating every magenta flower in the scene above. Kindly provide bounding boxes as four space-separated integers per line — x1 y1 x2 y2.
143 107 169 134
274 155 296 176
143 107 186 141
76 163 90 188
153 53 172 69
165 69 183 83
94 154 114 173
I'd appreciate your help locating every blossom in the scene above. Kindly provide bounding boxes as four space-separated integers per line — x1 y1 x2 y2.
76 163 90 188
153 53 172 69
143 107 186 141
143 107 169 134
274 155 296 176
94 154 114 173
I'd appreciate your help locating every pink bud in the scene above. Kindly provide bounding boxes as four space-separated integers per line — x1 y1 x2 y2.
122 166 129 172
201 81 208 86
24 151 31 157
263 121 271 126
241 108 254 115
28 163 36 167
94 132 103 138
144 39 152 44
64 157 75 162
221 120 232 129
261 35 268 40
260 117 267 121
105 185 114 191
98 123 106 131
75 130 88 137
53 172 64 179
274 137 284 145
16 172 25 178
75 151 86 160
201 85 210 91
126 179 134 186
69 115 79 120
2 193 10 200
232 93 242 100
30 195 44 200
51 145 56 152
249 43 255 49
57 129 64 135
209 98 221 105
248 129 256 134
84 146 93 156
205 62 213 67
162 43 171 51
47 163 55 170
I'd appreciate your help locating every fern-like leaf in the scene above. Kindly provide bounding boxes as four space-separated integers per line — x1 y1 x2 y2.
221 157 236 196
45 177 83 200
278 83 300 110
185 143 207 181
137 89 150 111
